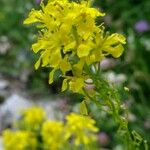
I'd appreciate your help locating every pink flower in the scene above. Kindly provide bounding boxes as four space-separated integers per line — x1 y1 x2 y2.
36 0 41 4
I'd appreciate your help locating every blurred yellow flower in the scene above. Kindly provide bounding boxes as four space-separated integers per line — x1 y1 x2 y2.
21 107 45 130
65 113 99 145
3 130 37 150
42 121 65 150
3 107 100 149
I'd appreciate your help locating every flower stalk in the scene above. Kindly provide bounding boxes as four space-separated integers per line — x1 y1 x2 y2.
23 0 148 149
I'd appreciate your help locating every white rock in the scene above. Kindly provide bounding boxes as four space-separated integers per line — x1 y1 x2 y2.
0 36 10 55
0 93 65 128
106 72 127 85
36 99 64 120
1 94 33 124
116 74 127 83
0 80 9 90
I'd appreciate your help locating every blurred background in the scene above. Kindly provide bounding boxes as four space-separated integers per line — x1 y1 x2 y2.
0 0 149 149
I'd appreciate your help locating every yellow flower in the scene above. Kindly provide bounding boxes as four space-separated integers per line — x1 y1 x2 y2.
69 77 85 94
100 33 126 58
24 0 126 94
65 113 99 145
21 107 45 130
3 109 99 149
42 121 65 150
3 130 37 150
62 76 88 94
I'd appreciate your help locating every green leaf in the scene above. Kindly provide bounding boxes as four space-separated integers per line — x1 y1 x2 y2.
61 79 68 92
34 58 41 70
48 69 56 84
132 130 143 146
80 100 88 115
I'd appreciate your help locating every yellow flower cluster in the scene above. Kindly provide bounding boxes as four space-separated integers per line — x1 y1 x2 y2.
65 113 99 145
42 121 65 150
3 107 99 150
24 0 126 94
3 130 37 150
21 107 45 130
41 112 98 149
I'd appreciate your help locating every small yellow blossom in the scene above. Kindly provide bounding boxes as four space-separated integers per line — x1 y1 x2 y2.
65 113 99 145
3 130 37 150
21 107 45 130
42 121 65 150
69 77 85 94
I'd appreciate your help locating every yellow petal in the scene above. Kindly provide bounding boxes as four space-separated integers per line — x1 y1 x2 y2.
59 57 71 74
41 50 50 67
49 48 61 68
77 44 91 58
69 78 84 93
23 9 43 25
64 41 76 53
72 60 84 76
111 44 124 58
32 40 50 53
49 69 56 84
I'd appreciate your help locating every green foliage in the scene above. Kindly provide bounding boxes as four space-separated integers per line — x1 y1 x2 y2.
92 0 150 148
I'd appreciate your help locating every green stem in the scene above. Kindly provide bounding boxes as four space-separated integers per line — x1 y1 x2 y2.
83 63 146 149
